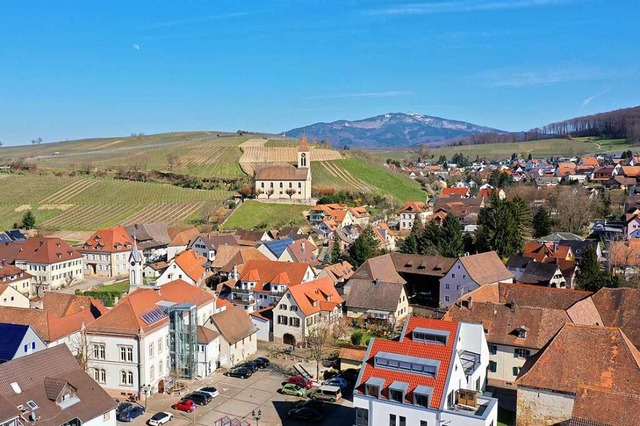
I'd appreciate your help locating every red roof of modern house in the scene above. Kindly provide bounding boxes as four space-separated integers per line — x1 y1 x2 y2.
14 237 83 264
0 264 31 283
81 227 134 253
356 317 459 410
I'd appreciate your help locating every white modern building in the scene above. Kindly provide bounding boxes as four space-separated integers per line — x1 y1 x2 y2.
354 317 498 426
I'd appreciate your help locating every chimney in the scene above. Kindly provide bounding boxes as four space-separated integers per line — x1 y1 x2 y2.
373 278 380 286
506 300 516 310
301 242 306 253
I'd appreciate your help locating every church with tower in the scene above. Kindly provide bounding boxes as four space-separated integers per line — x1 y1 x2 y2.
254 135 312 200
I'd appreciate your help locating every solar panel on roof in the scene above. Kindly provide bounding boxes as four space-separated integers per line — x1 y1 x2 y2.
140 308 167 325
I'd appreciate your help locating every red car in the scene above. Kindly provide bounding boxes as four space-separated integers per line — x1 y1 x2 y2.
288 375 314 389
172 399 196 413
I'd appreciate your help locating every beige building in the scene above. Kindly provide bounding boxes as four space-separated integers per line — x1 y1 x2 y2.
254 136 312 200
0 263 32 297
207 304 258 367
80 227 135 277
0 283 30 308
345 278 409 325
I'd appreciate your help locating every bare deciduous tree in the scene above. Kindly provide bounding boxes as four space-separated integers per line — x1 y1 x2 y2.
306 324 331 380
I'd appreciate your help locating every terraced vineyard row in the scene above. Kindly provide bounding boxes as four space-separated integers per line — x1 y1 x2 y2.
321 161 371 191
40 179 98 203
240 147 342 163
122 203 202 225
42 204 143 229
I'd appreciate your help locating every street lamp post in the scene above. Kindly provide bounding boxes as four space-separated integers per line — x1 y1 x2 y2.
141 384 151 410
252 409 262 426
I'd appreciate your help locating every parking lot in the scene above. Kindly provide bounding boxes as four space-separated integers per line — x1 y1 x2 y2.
118 365 354 426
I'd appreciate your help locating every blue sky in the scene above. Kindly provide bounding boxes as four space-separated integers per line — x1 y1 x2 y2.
1 0 638 145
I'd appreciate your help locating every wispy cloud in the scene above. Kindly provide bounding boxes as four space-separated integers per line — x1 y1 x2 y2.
479 67 626 88
365 0 578 16
132 43 141 51
581 88 609 107
142 11 255 30
307 91 414 100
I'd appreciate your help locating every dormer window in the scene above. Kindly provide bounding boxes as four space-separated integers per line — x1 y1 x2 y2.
364 377 384 398
389 381 408 403
515 326 528 339
412 327 449 345
413 385 433 409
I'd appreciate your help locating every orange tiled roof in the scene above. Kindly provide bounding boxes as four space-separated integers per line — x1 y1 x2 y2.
286 276 343 316
399 201 428 213
87 280 213 335
0 264 31 283
238 259 311 289
169 228 199 247
81 227 134 253
172 249 207 282
441 187 469 197
356 317 459 410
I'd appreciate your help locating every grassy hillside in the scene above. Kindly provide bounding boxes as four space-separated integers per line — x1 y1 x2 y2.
370 137 631 163
313 156 425 203
0 132 248 179
0 175 232 231
221 201 309 230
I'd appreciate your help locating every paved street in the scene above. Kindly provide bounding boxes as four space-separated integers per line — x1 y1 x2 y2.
119 366 354 426
60 276 114 294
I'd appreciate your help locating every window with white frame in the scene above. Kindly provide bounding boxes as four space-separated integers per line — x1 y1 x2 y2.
93 343 105 360
158 338 162 353
119 346 133 362
150 365 155 381
149 342 154 358
120 370 134 386
514 348 530 359
93 368 106 384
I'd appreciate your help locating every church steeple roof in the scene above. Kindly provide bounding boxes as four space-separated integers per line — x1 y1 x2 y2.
298 134 310 152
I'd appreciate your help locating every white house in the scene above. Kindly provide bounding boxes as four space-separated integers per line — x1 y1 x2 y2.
0 323 47 362
353 317 498 426
272 276 343 347
13 237 84 296
79 227 135 278
397 201 430 230
197 326 220 377
0 264 32 298
254 136 312 200
0 283 30 308
439 251 514 309
86 280 215 398
207 304 258 367
155 249 207 287
189 233 238 262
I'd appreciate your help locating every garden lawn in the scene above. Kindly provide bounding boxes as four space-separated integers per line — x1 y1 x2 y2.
221 201 309 230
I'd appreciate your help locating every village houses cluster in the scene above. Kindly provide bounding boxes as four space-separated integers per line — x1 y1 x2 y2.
1 144 640 425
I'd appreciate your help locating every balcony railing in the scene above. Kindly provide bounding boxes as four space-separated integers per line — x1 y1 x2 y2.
233 287 253 294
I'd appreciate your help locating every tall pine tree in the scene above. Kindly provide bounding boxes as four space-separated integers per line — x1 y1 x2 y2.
533 207 553 238
476 194 529 258
576 246 620 291
399 219 422 254
347 227 381 267
439 214 464 257
420 220 442 255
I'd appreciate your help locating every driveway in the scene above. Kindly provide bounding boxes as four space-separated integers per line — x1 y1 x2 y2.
119 366 354 426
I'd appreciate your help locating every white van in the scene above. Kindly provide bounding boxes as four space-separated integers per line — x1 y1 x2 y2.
311 385 342 402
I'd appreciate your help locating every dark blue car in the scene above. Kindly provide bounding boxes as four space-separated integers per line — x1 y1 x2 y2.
117 405 145 422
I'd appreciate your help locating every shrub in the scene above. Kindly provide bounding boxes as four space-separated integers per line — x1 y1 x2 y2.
350 330 363 346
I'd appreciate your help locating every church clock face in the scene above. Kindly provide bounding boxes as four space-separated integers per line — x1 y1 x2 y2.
301 153 306 158
131 261 136 266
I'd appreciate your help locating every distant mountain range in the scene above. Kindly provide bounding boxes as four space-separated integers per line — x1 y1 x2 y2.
284 113 503 148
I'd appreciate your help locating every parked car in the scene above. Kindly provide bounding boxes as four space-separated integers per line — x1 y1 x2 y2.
310 385 342 402
183 392 212 406
338 368 360 384
225 367 253 379
171 399 196 413
288 375 314 389
323 377 349 390
116 402 132 415
294 399 326 413
148 412 173 426
288 407 323 421
196 386 219 398
236 361 259 372
253 357 270 368
117 405 145 422
322 370 339 380
280 384 307 397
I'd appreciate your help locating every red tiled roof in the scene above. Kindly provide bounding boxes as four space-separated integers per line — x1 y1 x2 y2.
168 228 199 247
0 264 31 283
399 201 428 213
14 237 83 264
81 227 134 253
356 318 459 410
